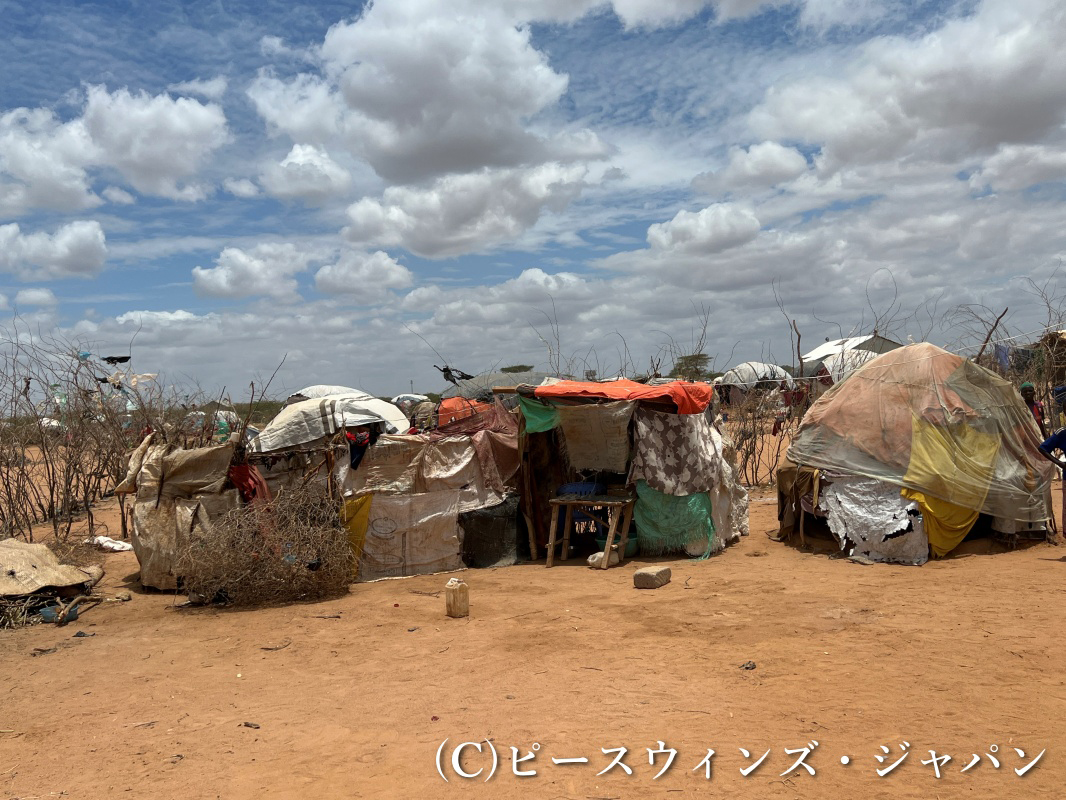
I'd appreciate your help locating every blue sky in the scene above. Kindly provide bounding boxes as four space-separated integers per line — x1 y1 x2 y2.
2 0 1065 397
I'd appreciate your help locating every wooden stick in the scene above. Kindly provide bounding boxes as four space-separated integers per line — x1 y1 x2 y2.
616 501 635 565
546 503 560 568
561 505 573 562
599 506 620 570
975 306 1008 362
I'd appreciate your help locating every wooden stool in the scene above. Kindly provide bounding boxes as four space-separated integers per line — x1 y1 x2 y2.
546 493 635 569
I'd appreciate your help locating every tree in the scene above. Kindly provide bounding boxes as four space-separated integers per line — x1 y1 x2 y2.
669 353 711 380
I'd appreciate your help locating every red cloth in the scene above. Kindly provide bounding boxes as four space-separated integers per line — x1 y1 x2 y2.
228 464 272 505
1028 400 1045 428
533 379 713 414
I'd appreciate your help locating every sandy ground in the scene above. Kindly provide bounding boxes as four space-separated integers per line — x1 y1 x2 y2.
2 483 1066 800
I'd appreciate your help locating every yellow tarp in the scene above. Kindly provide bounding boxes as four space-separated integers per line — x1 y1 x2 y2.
901 488 979 557
903 416 1000 510
341 495 373 579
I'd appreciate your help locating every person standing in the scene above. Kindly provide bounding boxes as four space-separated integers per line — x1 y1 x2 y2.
1021 382 1048 439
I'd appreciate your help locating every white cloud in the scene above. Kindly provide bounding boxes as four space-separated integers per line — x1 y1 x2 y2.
646 203 761 253
114 309 206 326
223 178 260 198
314 250 413 298
969 144 1066 191
0 221 107 280
192 243 316 299
250 2 607 185
260 144 352 203
102 186 135 204
81 85 229 201
749 0 1066 172
168 76 229 101
345 163 587 257
248 71 345 144
0 108 101 216
694 141 809 191
1 85 231 214
14 288 57 307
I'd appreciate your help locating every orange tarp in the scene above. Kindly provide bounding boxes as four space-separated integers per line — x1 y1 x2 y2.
438 397 493 424
533 379 713 414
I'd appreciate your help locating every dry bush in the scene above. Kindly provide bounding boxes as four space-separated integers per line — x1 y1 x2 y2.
177 483 353 607
0 595 46 630
0 321 222 541
725 390 797 486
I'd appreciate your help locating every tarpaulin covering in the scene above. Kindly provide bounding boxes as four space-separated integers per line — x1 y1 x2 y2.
0 540 100 596
709 426 749 544
460 495 519 568
776 457 820 538
285 385 372 405
114 433 154 495
818 349 881 384
438 396 493 424
633 480 716 558
434 399 518 437
556 400 634 472
533 379 713 414
629 408 721 495
518 396 560 434
471 430 521 494
788 343 1054 523
719 362 794 390
900 488 978 558
132 488 240 589
250 394 408 452
343 434 511 513
357 491 462 581
822 474 928 565
135 443 234 500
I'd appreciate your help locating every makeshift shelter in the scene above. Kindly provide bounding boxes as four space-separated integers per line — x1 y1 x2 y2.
719 362 793 405
117 436 240 589
121 392 520 589
802 335 901 374
778 343 1055 563
250 394 409 453
391 393 429 421
341 403 521 579
285 384 371 406
438 396 493 425
441 370 555 401
802 335 902 398
517 379 748 563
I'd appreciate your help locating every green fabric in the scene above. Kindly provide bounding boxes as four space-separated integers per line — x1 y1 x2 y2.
519 396 560 433
633 480 715 559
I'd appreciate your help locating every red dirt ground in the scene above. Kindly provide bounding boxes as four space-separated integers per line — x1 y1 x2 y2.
2 482 1065 799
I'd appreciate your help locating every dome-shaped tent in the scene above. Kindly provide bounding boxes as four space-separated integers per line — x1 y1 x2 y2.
720 361 794 390
786 343 1054 556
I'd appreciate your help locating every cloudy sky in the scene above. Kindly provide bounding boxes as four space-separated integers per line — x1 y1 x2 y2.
3 0 1065 397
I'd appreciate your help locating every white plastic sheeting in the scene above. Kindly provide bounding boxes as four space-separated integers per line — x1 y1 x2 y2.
250 394 408 453
821 474 928 565
719 361 795 390
819 349 881 384
358 491 462 581
285 385 372 406
391 393 429 405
